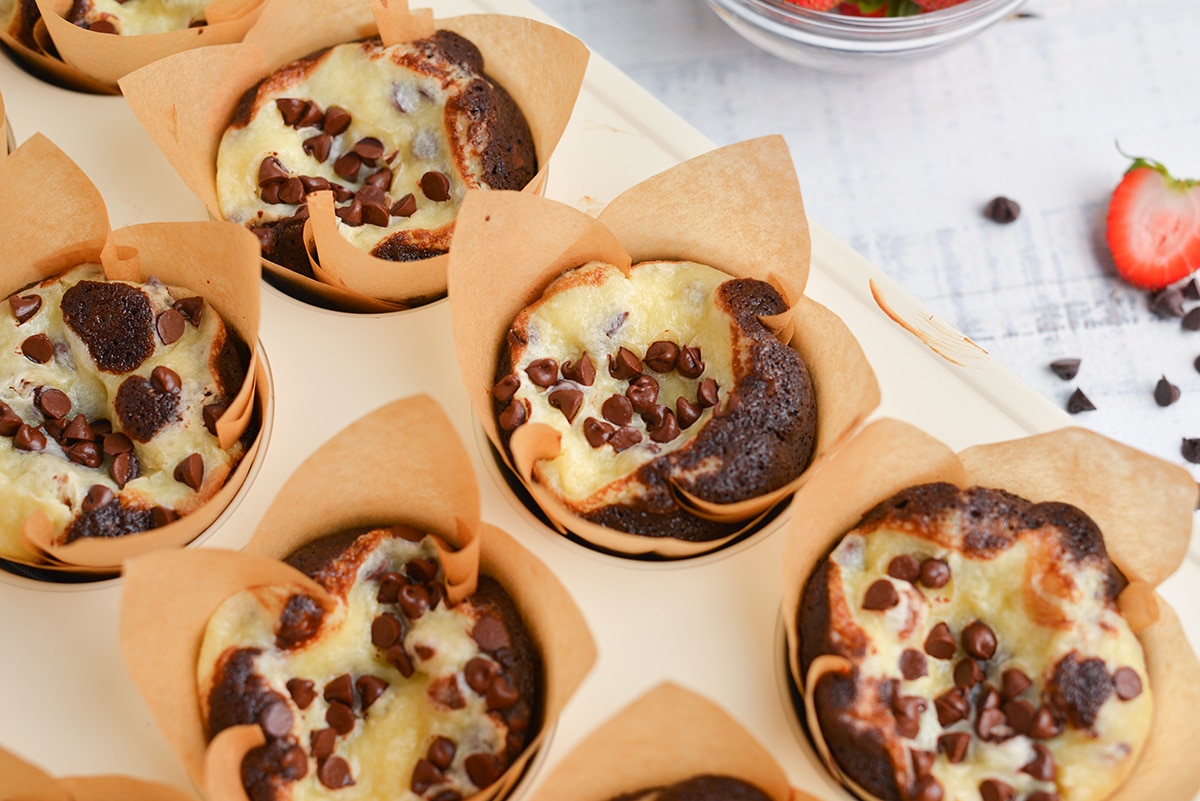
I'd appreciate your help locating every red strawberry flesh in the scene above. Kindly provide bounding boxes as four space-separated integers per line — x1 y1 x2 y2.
1105 157 1200 290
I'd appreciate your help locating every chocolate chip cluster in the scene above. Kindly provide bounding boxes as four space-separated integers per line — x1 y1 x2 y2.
243 557 529 798
251 98 452 254
861 553 1145 801
495 339 721 452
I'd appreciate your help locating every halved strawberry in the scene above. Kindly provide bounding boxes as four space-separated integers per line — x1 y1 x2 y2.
783 0 841 9
912 0 970 9
1105 156 1200 290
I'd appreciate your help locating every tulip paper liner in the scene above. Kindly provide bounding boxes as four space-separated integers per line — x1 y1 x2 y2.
0 746 198 801
779 418 1200 801
117 0 588 313
119 394 597 800
0 0 263 93
0 135 265 574
526 682 823 801
449 136 880 558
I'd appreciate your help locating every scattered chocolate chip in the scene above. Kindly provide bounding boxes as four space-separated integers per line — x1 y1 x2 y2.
547 387 584 423
1049 358 1081 380
411 758 445 794
173 297 203 326
287 678 316 709
37 388 71 420
399 584 430 620
525 358 558 387
150 365 182 394
910 749 935 779
934 687 970 726
1183 437 1200 463
1066 388 1095 413
66 441 103 469
9 294 42 324
918 558 950 588
1151 287 1186 318
980 779 1015 801
498 400 526 432
43 417 66 442
924 621 956 659
1183 307 1200 331
1001 668 1032 700
626 374 659 414
954 658 985 688
900 649 928 680
601 394 634 426
420 171 451 202
609 425 642 452
676 396 701 429
1004 698 1035 734
862 579 899 610
310 727 336 760
976 705 1010 742
892 695 925 739
1113 666 1143 700
1027 705 1063 739
260 182 282 204
414 644 435 661
304 133 333 163
101 431 133 456
983 196 1020 224
887 554 921 583
325 700 355 735
0 403 22 436
961 621 997 660
648 408 680 443
278 176 306 205
1183 278 1200 301
492 374 520 403
259 701 294 738
356 675 389 711
486 675 520 711
428 736 456 770
464 753 499 788
257 156 289 187
1020 743 1056 781
154 309 186 345
297 101 323 128
323 106 351 135
14 424 46 451
561 354 596 386
22 333 53 363
937 731 970 763
88 19 117 32
473 616 511 652
279 745 308 779
323 673 355 707
276 98 307 126
386 644 414 678
608 347 643 380
371 614 403 650
366 168 392 190
318 755 355 789
173 453 204 489
333 151 362 181
150 506 177 528
697 377 719 409
676 345 704 378
644 341 680 372
81 484 116 512
391 193 418 218
583 417 615 448
111 451 140 488
352 137 384 161
1155 375 1180 406
464 657 497 694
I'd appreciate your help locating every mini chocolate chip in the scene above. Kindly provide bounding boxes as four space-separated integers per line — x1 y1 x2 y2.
428 737 456 770
111 451 140 488
310 727 336 760
259 701 293 738
862 579 899 610
352 137 384 161
279 745 307 779
648 408 680 443
473 616 510 652
356 675 389 711
918 558 950 588
173 297 203 326
324 673 355 706
299 176 330 195
1066 388 1096 414
924 622 956 659
1004 699 1035 735
81 484 116 512
983 196 1020 223
934 687 970 726
151 365 182 394
386 644 414 678
644 340 680 372
304 133 333 163
980 779 1015 801
887 555 921 582
22 333 53 363
9 294 42 323
278 176 306 205
962 621 997 660
583 417 615 448
323 106 351 135
976 705 1010 742
101 431 133 455
548 387 584 423
391 193 418 217
420 171 451 202
318 756 354 789
0 403 22 436
608 347 643 380
1113 666 1143 700
173 453 204 490
602 394 634 426
676 396 701 429
325 700 355 735
376 571 407 603
414 644 435 661
892 695 926 739
697 377 719 408
276 98 307 126
1183 307 1200 331
44 417 66 442
399 584 430 620
954 658 984 688
411 759 445 794
464 656 497 694
90 419 112 434
331 183 354 203
155 309 186 345
937 731 970 763
1001 668 1032 700
1184 278 1200 301
609 425 642 452
1049 358 1081 380
561 354 596 386
1183 437 1200 464
260 182 281 204
493 374 520 402
361 199 390 227
1151 287 1186 318
912 777 943 801
287 678 316 709
1028 705 1063 739
66 441 103 469
37 388 71 420
525 358 558 387
404 555 437 580
426 581 445 610
257 156 289 186
150 506 176 528
910 749 935 779
900 649 928 680
498 400 526 431
486 675 519 711
1155 375 1181 406
1020 743 1056 781
371 614 403 649
626 375 659 415
366 169 392 190
296 101 323 128
464 753 499 788
201 403 226 437
676 345 704 378
333 151 362 181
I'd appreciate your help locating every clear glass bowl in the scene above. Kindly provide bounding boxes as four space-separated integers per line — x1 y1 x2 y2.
705 0 1028 72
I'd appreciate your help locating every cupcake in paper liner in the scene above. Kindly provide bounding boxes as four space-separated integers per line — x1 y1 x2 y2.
0 0 263 93
0 746 198 801
119 395 597 801
0 134 265 577
780 418 1200 801
118 0 588 313
449 136 880 558
527 682 818 801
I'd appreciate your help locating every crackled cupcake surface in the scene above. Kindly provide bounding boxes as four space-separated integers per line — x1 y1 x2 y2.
797 483 1151 801
494 259 816 542
198 528 540 801
217 31 535 279
0 264 246 562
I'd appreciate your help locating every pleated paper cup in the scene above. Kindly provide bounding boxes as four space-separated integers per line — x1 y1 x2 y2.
0 746 198 801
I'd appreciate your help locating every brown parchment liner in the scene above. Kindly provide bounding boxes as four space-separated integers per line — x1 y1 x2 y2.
0 746 198 801
117 0 589 313
0 0 263 93
118 394 597 799
448 136 880 557
0 134 266 574
526 682 822 801
779 418 1200 801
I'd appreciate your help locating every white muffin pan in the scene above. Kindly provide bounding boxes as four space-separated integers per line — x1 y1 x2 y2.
1 0 1197 798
